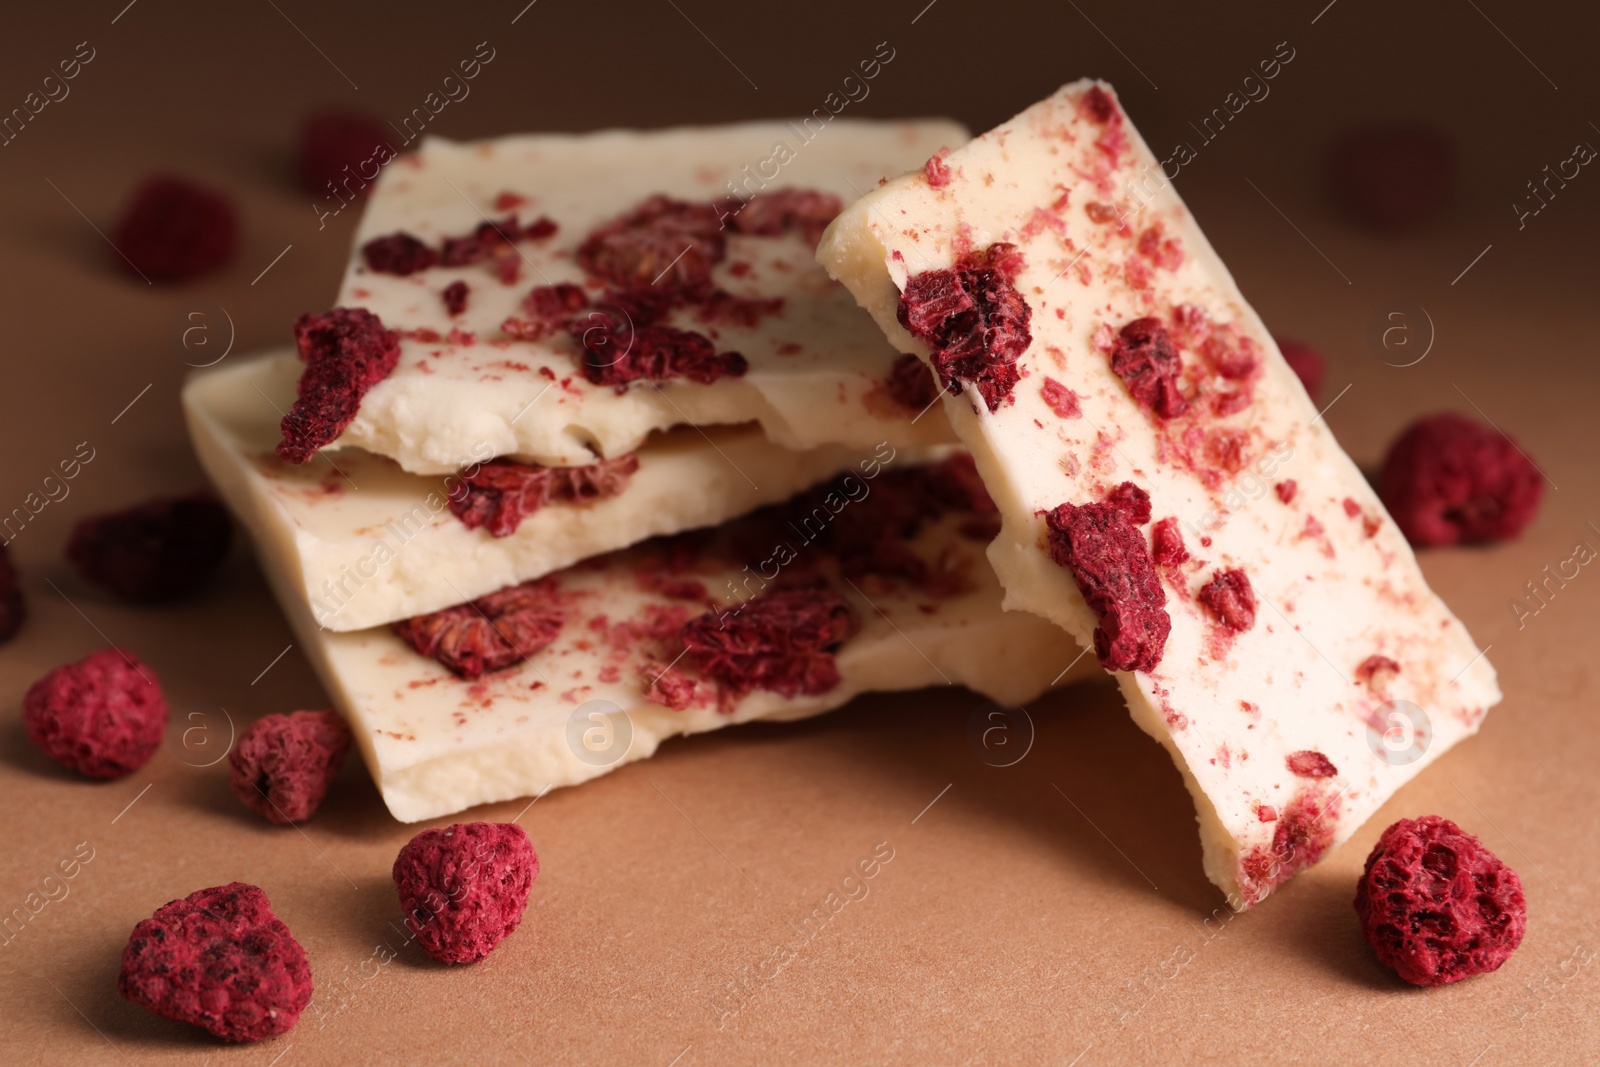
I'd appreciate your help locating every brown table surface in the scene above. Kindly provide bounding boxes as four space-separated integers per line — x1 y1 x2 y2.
3 1 1598 1063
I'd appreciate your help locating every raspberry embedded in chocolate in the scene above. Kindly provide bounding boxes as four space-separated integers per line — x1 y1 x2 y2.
1286 750 1338 779
1109 317 1187 418
884 353 939 412
277 307 402 463
112 175 238 283
1040 377 1082 418
441 280 469 316
1150 516 1189 567
1104 481 1152 526
1354 815 1526 985
228 710 352 824
1080 85 1118 124
924 150 953 188
1197 567 1257 633
1275 480 1298 504
23 648 167 778
568 303 747 391
1044 483 1170 673
1 543 27 644
297 109 391 195
724 187 843 246
440 216 533 268
681 582 860 701
119 882 312 1042
1324 123 1458 234
1356 654 1402 691
1275 337 1325 402
577 195 725 293
897 244 1032 412
391 577 565 679
361 232 438 275
448 454 641 537
393 822 539 965
1378 413 1543 548
66 492 233 603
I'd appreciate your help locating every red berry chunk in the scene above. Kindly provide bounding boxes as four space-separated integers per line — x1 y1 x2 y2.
1110 317 1187 418
577 195 725 293
448 454 640 537
277 307 401 463
1275 338 1325 402
362 232 438 275
393 822 539 965
1378 413 1543 548
1040 377 1082 418
23 648 167 779
681 582 860 700
570 303 746 391
228 710 352 824
1197 567 1257 633
391 578 565 679
0 542 26 644
1325 123 1458 233
897 244 1032 412
1355 815 1526 985
1286 750 1338 779
884 353 939 413
113 175 237 282
441 279 469 316
724 187 843 246
119 882 312 1042
66 492 232 603
1150 516 1189 567
297 109 390 194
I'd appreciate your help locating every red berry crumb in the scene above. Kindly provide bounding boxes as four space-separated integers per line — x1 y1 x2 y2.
392 578 565 679
897 243 1032 412
724 187 843 246
441 280 469 316
569 303 746 391
393 822 538 965
278 307 402 463
924 149 953 188
1275 338 1325 402
112 175 237 283
228 711 352 824
66 492 232 603
23 648 167 779
1378 413 1543 548
448 453 640 537
1 543 26 643
1324 123 1458 233
297 109 391 195
681 582 860 701
1286 750 1338 779
1043 482 1170 672
577 195 725 293
1081 85 1118 124
884 353 939 412
361 232 438 275
119 882 312 1042
1197 567 1257 633
1150 516 1189 568
1040 377 1082 418
1354 815 1526 986
1109 317 1187 418
1275 480 1298 504
1356 653 1402 691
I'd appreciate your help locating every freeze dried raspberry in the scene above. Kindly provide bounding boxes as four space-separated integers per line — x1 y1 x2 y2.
569 304 746 391
1378 413 1543 548
1198 568 1257 633
681 582 859 701
441 280 469 316
440 217 531 267
924 149 953 188
392 578 565 678
725 187 843 245
278 307 401 463
503 282 590 341
578 195 725 293
1354 815 1526 985
228 711 351 824
1104 481 1152 525
297 109 390 194
1150 516 1189 567
449 454 640 537
1275 338 1325 401
119 882 312 1042
884 353 939 412
113 175 237 283
1044 483 1170 672
1286 750 1338 779
1109 317 1187 418
1325 123 1458 233
1 542 26 644
1080 85 1118 124
897 244 1032 412
23 648 166 779
1275 480 1298 504
362 232 438 275
66 492 232 603
1040 377 1081 418
393 822 538 965
1356 654 1401 691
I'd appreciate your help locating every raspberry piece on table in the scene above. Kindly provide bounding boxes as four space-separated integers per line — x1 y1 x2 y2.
296 109 390 195
277 307 401 463
1197 568 1257 633
23 648 167 778
577 195 725 293
0 543 25 644
1043 482 1170 672
361 232 438 275
1109 317 1187 418
393 822 539 965
1378 413 1543 547
1354 815 1526 985
228 710 352 824
112 175 238 283
119 882 312 1042
1275 337 1325 402
681 581 859 701
66 492 232 603
1324 123 1458 233
884 353 939 413
392 578 566 678
897 243 1032 412
448 454 640 537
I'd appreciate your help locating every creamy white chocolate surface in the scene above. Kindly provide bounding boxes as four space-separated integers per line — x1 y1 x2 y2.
185 352 871 631
819 80 1501 905
326 121 968 473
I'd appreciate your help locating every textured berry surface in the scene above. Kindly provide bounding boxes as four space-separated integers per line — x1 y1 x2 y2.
23 648 167 778
0 542 25 643
391 578 565 678
571 303 746 390
393 822 538 965
361 232 437 275
1355 815 1526 985
577 195 725 293
897 244 1031 412
722 187 842 245
119 882 312 1042
278 308 401 463
1378 413 1543 547
449 454 639 537
1325 123 1458 233
113 175 238 282
297 110 390 194
681 582 859 701
1109 317 1187 418
67 492 232 603
1197 568 1257 633
228 711 352 824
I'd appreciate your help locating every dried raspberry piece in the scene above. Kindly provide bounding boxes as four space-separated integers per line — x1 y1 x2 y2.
1109 317 1188 418
393 822 538 965
448 454 640 537
361 232 438 275
884 353 939 412
392 578 565 678
1044 483 1170 672
1197 568 1257 633
440 217 527 267
1378 413 1543 548
113 175 237 283
1040 377 1081 418
66 492 232 603
1325 123 1458 233
228 711 352 824
1354 815 1526 985
503 282 590 341
681 582 859 700
1275 338 1325 402
441 280 469 316
1275 480 1298 504
569 304 746 391
578 195 725 293
1104 481 1152 525
1080 85 1118 124
1 542 26 644
1150 516 1189 567
1286 750 1337 778
1356 654 1401 691
23 648 166 779
897 244 1032 412
297 109 390 194
725 187 843 246
278 307 401 463
693 288 784 328
119 882 312 1042
924 149 953 188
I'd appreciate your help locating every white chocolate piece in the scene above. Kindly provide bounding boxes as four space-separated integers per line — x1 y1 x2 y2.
819 80 1501 905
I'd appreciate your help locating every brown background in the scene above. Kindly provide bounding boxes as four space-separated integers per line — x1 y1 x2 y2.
2 1 1598 1063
